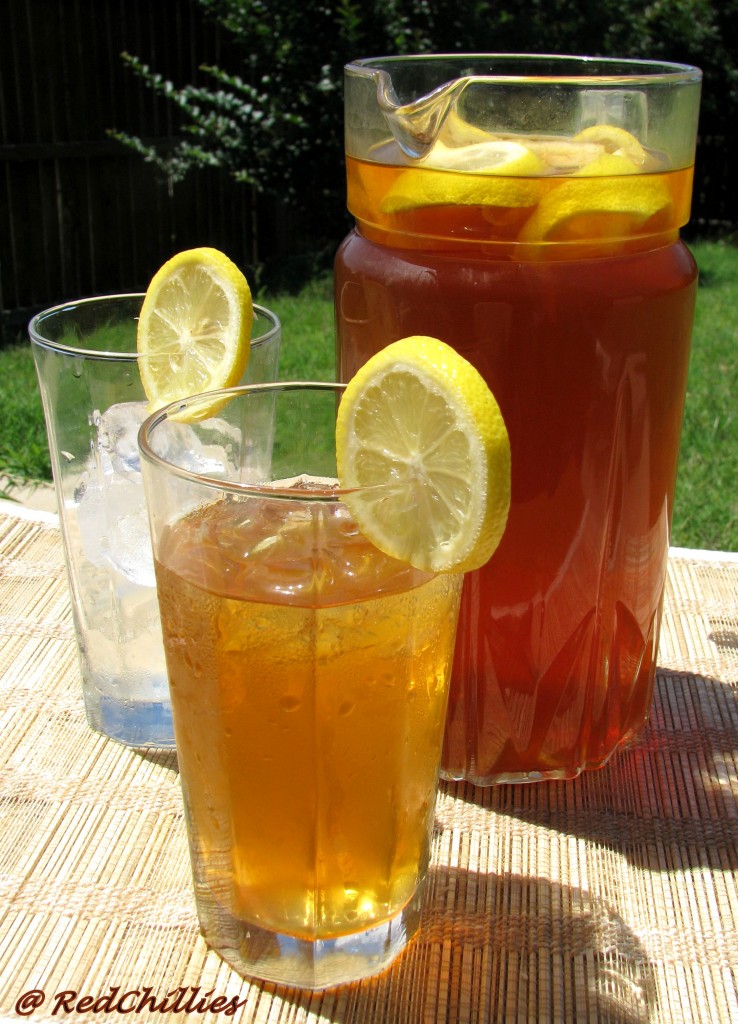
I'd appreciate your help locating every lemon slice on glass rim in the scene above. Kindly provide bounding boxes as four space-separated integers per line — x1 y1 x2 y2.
336 337 511 574
137 247 253 414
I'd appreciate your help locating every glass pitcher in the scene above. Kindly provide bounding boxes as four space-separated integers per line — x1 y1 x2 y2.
334 55 702 784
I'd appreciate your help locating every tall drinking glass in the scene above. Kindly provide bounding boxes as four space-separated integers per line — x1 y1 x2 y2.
335 55 702 783
139 382 463 988
30 295 281 748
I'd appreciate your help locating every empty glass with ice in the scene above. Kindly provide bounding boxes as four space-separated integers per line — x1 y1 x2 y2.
30 293 281 747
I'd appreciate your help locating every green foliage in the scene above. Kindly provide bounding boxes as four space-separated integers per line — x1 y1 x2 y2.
113 0 389 250
597 0 738 136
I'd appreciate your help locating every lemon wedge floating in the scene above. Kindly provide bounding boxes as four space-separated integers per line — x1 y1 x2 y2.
336 337 511 574
574 124 648 167
423 139 544 175
381 140 544 213
518 123 671 241
137 247 253 413
518 167 671 242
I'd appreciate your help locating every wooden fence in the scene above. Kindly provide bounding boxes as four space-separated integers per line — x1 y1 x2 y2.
2 0 735 341
1 0 281 340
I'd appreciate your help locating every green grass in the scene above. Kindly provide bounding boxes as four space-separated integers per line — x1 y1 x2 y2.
0 342 54 487
2 248 736 551
672 241 738 550
268 273 336 382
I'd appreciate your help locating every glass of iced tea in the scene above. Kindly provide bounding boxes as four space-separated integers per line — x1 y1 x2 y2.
139 382 463 989
335 55 702 783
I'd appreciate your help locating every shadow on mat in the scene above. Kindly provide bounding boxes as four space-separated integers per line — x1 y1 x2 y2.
258 869 656 1024
448 668 738 875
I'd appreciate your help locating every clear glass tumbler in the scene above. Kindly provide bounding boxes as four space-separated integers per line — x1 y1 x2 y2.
139 382 463 989
29 295 281 748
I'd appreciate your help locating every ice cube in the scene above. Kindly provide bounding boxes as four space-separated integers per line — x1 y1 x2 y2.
74 472 107 570
93 400 232 478
79 400 258 588
104 475 156 587
156 419 234 476
94 401 149 477
76 468 155 587
74 401 156 586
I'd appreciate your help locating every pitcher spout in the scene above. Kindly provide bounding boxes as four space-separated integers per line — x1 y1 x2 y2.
367 66 469 158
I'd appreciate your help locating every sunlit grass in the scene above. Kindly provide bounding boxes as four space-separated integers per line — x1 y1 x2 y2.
672 240 738 550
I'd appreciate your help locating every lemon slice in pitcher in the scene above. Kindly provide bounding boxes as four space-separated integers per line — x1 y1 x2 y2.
137 247 253 411
381 140 544 213
518 123 670 241
518 171 671 242
574 124 648 166
336 337 511 574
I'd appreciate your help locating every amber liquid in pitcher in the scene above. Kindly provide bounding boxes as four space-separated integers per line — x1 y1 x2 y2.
336 155 697 783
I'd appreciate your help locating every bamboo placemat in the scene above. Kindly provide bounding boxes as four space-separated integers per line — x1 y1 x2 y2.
1 503 736 1023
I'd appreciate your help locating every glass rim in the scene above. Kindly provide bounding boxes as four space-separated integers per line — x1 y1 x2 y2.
138 381 362 503
28 293 281 361
346 52 703 85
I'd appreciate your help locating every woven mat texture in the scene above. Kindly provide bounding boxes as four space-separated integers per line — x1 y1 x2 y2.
1 506 737 1023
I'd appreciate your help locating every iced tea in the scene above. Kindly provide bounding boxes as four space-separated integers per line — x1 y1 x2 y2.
154 495 462 939
336 128 698 782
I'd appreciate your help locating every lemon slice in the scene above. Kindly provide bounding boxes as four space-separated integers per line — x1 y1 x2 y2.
336 337 511 573
574 152 641 177
422 139 544 175
525 136 603 172
518 172 671 242
437 109 496 148
137 247 253 412
575 124 648 167
381 140 544 213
